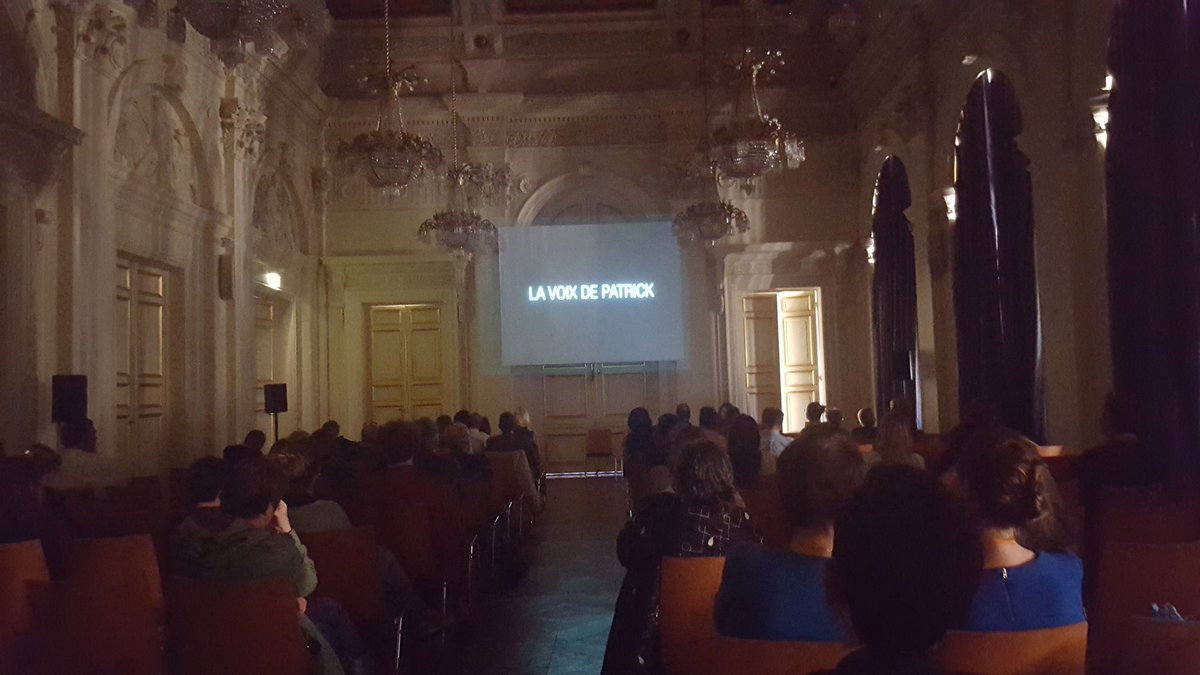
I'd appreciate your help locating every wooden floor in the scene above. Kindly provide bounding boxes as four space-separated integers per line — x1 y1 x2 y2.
406 476 629 674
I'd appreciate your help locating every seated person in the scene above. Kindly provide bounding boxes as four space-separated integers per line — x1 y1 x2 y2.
43 419 130 491
185 457 225 510
951 435 1085 632
758 407 789 475
715 429 865 642
278 453 352 534
815 466 982 674
602 441 758 673
850 408 877 445
170 456 356 675
726 414 764 490
874 411 924 470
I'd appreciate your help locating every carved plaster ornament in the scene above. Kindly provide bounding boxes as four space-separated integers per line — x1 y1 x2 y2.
219 97 266 158
113 93 200 204
252 143 307 253
310 166 331 207
77 3 128 68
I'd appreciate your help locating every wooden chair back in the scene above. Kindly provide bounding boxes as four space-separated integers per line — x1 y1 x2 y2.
0 540 50 673
664 636 844 675
935 622 1088 674
379 499 437 583
585 427 615 459
1119 615 1200 674
166 576 308 675
299 526 386 627
1096 498 1200 545
487 453 523 508
739 474 791 549
1089 540 1200 672
65 533 164 617
659 556 726 671
23 576 162 675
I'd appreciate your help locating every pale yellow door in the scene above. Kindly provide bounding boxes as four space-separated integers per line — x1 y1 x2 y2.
114 258 170 475
777 290 826 434
742 293 783 419
368 304 449 423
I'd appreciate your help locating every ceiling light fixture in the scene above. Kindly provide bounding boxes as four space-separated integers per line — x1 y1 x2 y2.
419 0 501 254
337 0 443 196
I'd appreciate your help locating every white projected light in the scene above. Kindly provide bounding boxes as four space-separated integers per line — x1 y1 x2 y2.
263 272 282 290
498 223 685 366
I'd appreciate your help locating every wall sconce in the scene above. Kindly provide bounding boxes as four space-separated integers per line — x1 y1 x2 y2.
1091 71 1114 149
942 187 958 224
262 271 282 291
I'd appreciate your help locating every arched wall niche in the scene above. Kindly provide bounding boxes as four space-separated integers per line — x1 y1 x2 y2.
516 169 666 227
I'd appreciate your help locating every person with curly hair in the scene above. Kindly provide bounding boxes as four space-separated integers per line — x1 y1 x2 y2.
951 433 1085 631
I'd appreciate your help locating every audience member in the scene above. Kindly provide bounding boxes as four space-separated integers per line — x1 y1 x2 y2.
170 456 356 674
758 407 789 475
243 429 268 453
727 414 764 489
0 455 68 574
951 435 1085 632
479 416 493 436
826 408 845 432
698 406 728 449
484 415 541 515
602 442 757 674
454 410 487 455
623 408 656 503
278 452 352 533
817 465 982 675
875 412 925 470
488 412 543 483
1078 392 1158 512
716 429 865 642
24 443 61 479
667 403 693 446
185 457 226 509
43 419 130 491
850 408 878 445
435 415 453 435
512 407 543 477
805 402 827 430
223 443 260 466
468 413 491 450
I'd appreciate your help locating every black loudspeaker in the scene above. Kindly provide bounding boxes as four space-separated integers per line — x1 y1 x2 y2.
264 383 288 414
52 375 88 423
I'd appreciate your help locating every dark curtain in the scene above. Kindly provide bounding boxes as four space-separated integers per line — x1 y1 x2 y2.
953 71 1045 442
872 156 918 416
1107 2 1200 478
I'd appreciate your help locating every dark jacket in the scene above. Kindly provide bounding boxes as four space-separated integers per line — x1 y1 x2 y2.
601 493 758 674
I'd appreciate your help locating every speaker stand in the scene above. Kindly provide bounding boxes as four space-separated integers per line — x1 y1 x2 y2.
272 413 280 444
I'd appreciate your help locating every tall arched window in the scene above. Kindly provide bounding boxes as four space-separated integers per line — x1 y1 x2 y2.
872 156 918 417
953 70 1044 441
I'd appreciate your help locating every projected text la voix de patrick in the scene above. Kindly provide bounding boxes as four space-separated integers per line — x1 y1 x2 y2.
527 282 656 302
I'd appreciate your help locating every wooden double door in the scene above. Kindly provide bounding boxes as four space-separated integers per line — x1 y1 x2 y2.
368 304 451 423
539 362 659 470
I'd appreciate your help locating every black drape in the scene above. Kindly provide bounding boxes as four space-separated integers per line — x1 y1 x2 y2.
1107 2 1200 478
872 156 918 416
953 71 1045 442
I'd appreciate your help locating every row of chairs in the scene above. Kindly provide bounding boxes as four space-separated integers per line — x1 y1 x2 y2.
657 556 1089 675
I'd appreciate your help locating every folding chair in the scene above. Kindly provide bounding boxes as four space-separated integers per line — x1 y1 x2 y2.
935 623 1088 674
0 539 50 673
659 556 726 674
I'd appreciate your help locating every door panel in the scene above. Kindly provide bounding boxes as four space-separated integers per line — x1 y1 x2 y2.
540 363 657 470
114 258 171 475
778 290 825 433
368 304 449 424
743 294 782 419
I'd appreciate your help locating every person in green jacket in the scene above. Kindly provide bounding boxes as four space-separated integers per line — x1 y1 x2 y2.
170 455 352 675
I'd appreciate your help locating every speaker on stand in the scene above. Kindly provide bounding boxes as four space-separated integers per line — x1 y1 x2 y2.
263 383 288 443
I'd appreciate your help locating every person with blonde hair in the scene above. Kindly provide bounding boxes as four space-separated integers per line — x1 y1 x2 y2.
511 406 543 478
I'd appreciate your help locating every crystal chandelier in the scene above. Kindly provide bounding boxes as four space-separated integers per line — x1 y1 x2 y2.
177 0 289 65
673 1 750 246
418 2 499 254
673 186 750 244
337 0 443 195
710 49 805 191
